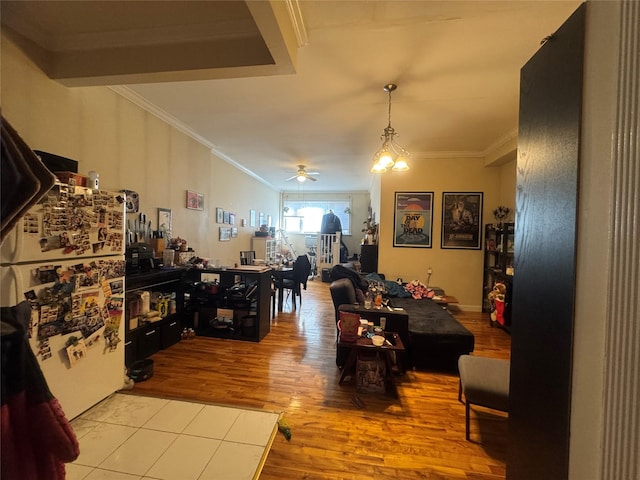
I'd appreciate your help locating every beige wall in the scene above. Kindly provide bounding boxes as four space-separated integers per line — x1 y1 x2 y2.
1 34 279 264
378 156 502 310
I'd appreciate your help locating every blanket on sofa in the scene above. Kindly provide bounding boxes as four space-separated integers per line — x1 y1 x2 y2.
364 273 411 298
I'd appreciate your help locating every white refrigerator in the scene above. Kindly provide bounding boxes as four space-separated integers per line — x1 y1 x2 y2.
1 183 127 419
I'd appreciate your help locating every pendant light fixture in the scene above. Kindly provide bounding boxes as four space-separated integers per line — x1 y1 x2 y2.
371 83 410 173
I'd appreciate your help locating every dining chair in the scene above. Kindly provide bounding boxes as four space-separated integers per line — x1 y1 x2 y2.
275 254 312 310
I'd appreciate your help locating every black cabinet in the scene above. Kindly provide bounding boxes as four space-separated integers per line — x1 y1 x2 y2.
186 267 271 342
360 244 379 273
160 317 182 349
136 324 161 360
125 268 186 366
482 223 514 329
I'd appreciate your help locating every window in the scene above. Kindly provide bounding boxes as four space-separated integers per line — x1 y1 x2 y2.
283 200 351 235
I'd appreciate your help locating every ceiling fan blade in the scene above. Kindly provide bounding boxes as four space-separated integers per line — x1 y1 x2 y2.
305 175 317 181
285 175 299 181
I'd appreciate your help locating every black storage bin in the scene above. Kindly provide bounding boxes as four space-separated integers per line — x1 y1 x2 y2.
322 268 332 283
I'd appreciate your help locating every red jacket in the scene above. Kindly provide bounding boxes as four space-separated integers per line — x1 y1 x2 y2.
1 302 79 480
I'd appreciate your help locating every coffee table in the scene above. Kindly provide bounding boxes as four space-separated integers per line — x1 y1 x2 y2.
338 304 409 349
338 332 405 397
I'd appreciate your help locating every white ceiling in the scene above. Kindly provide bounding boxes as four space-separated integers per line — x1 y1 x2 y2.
2 0 582 193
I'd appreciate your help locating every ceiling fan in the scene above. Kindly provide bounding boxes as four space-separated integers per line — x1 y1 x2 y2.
286 164 319 182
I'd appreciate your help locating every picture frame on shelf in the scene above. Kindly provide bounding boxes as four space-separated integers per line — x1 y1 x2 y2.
393 192 434 248
441 192 483 249
186 191 204 210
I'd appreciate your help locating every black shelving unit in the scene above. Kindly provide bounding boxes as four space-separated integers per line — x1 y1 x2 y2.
186 267 271 342
360 244 379 273
483 223 515 330
125 268 187 367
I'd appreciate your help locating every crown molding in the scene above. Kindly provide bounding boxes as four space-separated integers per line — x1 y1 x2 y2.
109 86 216 149
284 0 309 47
411 150 485 159
108 85 279 192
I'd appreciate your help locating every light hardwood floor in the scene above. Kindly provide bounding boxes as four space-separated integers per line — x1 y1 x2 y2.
133 278 511 479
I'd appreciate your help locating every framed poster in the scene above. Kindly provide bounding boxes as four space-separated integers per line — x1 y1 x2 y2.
441 192 483 249
186 191 204 210
157 208 172 238
216 207 223 224
219 227 231 241
393 192 434 248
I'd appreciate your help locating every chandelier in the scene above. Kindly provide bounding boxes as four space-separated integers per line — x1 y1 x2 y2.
371 83 410 173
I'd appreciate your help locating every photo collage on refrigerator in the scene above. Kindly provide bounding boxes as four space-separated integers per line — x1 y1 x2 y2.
18 184 126 365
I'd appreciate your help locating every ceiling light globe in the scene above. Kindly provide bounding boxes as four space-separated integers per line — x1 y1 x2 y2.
378 152 394 168
297 175 306 182
371 162 387 174
392 157 409 171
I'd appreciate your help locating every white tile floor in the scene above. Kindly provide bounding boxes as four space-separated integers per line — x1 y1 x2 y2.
67 393 280 480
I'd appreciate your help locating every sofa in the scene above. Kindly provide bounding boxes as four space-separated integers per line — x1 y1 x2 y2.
329 276 475 369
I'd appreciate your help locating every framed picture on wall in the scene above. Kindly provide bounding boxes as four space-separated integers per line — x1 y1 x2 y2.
441 192 483 249
250 210 256 227
219 227 231 241
216 208 223 223
186 191 204 210
223 210 230 224
229 213 235 225
122 190 139 213
393 192 434 248
231 227 238 238
157 208 172 239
